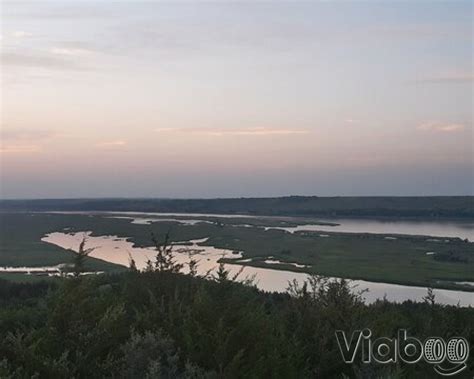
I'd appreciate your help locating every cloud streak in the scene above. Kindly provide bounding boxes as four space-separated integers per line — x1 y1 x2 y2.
155 127 311 136
96 140 127 148
11 31 33 38
0 129 59 154
2 51 87 71
417 122 465 133
1 129 57 141
50 47 93 57
0 145 41 154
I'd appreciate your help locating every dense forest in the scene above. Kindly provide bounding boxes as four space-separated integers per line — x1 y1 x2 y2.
1 268 473 378
1 196 473 218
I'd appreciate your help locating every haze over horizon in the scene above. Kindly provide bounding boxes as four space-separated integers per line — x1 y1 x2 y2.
1 1 473 199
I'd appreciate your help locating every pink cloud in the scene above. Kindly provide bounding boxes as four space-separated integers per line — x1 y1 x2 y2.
155 127 310 136
417 122 465 133
96 140 127 148
0 145 41 153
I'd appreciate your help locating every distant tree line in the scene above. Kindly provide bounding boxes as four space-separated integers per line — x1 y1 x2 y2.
1 196 473 218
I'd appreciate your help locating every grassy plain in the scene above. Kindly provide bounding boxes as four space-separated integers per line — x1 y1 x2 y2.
0 213 125 273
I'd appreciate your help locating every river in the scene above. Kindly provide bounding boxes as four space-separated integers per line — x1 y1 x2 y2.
40 230 474 307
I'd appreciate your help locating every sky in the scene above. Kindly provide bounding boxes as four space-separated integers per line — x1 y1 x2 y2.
0 1 472 199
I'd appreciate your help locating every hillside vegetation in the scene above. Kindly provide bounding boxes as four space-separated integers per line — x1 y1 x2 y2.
1 271 473 378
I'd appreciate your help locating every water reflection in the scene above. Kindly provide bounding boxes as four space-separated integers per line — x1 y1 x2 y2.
270 218 474 240
45 211 474 240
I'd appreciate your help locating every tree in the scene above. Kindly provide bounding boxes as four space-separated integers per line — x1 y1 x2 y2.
73 237 96 277
213 258 246 284
151 232 183 274
214 262 229 283
187 253 199 277
127 250 138 272
423 287 436 306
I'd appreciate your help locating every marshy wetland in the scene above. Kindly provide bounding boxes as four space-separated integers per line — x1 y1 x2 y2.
1 211 473 305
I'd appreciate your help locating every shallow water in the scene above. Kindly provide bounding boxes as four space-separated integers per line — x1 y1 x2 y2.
0 265 67 273
41 232 243 276
0 264 103 276
49 211 259 219
46 211 474 240
41 232 474 307
270 218 474 240
107 216 214 226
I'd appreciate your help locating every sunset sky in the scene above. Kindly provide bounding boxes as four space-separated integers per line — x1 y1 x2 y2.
1 1 472 198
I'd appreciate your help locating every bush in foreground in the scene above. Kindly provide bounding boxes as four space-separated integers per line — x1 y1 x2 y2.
0 273 472 378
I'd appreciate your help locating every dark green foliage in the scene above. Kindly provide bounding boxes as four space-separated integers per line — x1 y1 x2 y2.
119 330 211 378
433 252 469 263
0 273 472 378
